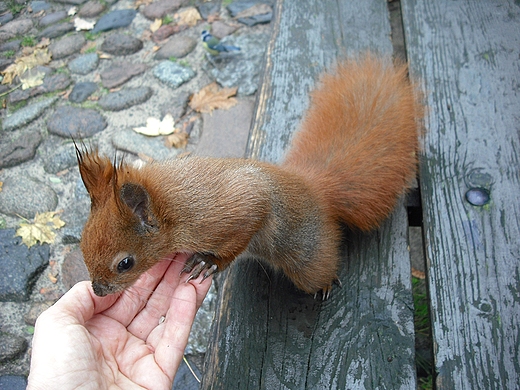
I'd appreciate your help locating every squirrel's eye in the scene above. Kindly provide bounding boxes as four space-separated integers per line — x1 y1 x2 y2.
117 256 135 273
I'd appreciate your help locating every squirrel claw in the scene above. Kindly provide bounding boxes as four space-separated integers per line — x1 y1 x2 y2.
182 253 219 282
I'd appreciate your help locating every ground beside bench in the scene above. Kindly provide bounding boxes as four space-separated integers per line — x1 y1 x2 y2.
202 0 416 389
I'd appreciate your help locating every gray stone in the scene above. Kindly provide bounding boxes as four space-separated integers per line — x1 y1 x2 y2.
0 177 58 219
0 375 27 390
237 12 272 27
30 1 52 12
101 33 143 56
39 10 67 26
0 333 27 362
0 13 14 26
8 73 71 104
227 0 273 17
0 39 20 53
47 106 106 138
78 1 106 17
0 228 50 301
207 33 269 95
0 19 33 42
111 127 182 159
0 57 13 71
43 142 78 173
69 81 97 103
154 35 196 60
92 9 137 34
195 99 254 158
0 130 42 169
197 1 219 19
153 61 195 89
210 21 239 39
2 96 57 131
24 301 53 326
68 52 99 75
100 61 147 89
61 250 89 289
49 34 86 59
141 0 185 20
61 179 90 243
53 0 88 4
37 22 74 39
98 86 152 111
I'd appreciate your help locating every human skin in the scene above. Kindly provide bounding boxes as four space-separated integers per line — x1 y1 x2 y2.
27 253 212 390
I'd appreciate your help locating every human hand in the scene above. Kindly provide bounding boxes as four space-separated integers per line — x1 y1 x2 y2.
27 254 212 390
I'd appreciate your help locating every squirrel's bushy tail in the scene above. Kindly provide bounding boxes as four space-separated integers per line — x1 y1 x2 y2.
282 55 422 231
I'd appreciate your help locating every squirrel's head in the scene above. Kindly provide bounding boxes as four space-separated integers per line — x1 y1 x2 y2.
76 147 162 296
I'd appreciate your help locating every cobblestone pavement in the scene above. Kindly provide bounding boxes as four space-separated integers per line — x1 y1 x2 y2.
0 0 272 386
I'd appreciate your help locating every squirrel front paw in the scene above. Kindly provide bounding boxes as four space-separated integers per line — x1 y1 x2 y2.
181 253 219 282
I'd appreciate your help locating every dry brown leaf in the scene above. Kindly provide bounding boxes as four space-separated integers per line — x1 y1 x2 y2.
189 82 238 114
1 48 52 85
134 0 153 8
74 17 95 31
411 267 426 279
165 131 189 149
16 211 66 248
176 7 201 27
36 37 51 49
235 4 272 19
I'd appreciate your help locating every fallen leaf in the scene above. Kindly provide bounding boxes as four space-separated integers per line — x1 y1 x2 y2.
165 131 189 148
134 0 153 8
189 82 238 114
68 6 78 16
176 7 201 27
48 272 58 284
16 211 65 248
19 69 45 90
74 17 95 31
133 114 175 136
235 4 272 19
36 37 51 49
412 267 426 279
99 53 112 59
1 48 52 85
0 182 3 192
150 18 162 33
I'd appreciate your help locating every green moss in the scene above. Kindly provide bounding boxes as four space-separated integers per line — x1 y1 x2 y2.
21 36 36 47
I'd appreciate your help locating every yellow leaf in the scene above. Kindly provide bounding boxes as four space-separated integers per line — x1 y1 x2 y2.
16 211 66 248
150 18 162 32
189 82 238 114
133 114 175 136
19 69 45 90
1 48 52 85
176 7 201 27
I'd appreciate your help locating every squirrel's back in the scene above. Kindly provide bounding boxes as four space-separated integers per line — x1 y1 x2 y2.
283 56 422 231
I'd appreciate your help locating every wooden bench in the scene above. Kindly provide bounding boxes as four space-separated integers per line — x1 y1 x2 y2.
201 0 520 388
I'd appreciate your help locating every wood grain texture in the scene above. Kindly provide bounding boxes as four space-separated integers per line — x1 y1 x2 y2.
202 0 416 388
401 0 520 388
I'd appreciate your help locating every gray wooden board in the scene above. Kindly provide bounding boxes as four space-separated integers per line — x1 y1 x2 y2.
401 0 520 388
202 0 417 388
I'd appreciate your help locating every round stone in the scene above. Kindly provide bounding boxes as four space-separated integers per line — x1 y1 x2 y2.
47 106 107 138
0 177 58 219
98 86 153 111
68 53 99 75
101 33 143 56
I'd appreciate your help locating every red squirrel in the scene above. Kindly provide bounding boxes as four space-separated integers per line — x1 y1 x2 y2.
76 56 422 297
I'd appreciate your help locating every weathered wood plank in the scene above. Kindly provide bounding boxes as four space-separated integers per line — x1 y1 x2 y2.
202 0 416 389
402 0 520 388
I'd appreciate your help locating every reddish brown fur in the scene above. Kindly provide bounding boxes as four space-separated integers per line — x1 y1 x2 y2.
78 56 422 296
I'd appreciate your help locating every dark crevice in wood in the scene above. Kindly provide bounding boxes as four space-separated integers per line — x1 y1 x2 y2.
388 0 408 63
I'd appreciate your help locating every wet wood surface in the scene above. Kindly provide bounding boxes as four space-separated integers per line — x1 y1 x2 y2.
202 0 417 388
402 0 520 388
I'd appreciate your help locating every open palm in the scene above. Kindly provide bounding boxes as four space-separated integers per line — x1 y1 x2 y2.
27 254 212 390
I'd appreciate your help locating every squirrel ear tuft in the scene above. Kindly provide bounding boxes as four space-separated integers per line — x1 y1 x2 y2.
120 183 157 230
75 146 115 207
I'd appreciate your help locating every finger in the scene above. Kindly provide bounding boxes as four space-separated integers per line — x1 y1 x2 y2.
99 257 176 326
149 281 200 383
126 257 189 338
